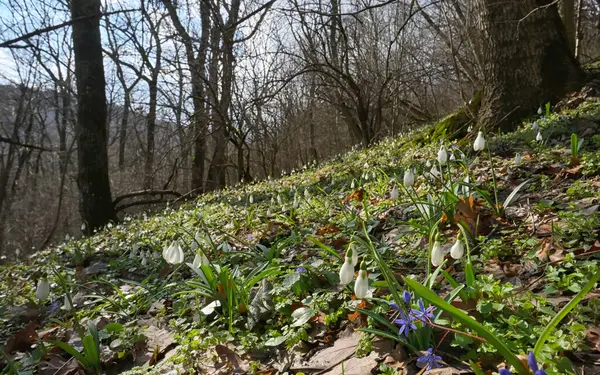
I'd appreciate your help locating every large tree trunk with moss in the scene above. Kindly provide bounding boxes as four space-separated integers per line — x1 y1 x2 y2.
71 0 116 234
475 0 584 132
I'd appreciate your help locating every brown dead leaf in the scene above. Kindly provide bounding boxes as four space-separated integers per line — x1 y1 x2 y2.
342 189 365 205
562 165 584 176
328 237 349 250
316 224 341 236
570 156 581 167
4 321 39 353
543 166 563 175
215 344 249 372
586 327 600 352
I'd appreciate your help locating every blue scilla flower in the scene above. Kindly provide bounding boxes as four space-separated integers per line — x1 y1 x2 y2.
417 348 443 371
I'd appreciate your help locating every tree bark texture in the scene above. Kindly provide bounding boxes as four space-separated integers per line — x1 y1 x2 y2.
70 0 116 234
475 0 583 132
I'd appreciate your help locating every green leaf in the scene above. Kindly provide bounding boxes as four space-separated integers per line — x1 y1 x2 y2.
533 267 600 357
440 270 468 301
0 348 18 375
264 336 287 347
357 328 417 353
49 340 91 368
351 307 398 334
103 323 124 333
291 307 316 327
82 334 100 371
404 277 528 375
465 262 475 288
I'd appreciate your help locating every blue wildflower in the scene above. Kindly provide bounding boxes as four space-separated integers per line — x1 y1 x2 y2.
394 311 416 337
499 369 513 375
416 348 442 371
389 302 400 310
402 290 411 304
296 267 307 273
498 352 546 375
411 299 435 322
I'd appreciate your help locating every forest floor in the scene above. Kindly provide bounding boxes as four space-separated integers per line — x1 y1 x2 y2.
2 98 600 375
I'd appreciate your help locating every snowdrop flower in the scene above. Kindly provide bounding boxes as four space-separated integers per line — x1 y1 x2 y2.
473 131 486 151
449 151 455 161
532 121 539 133
354 261 368 299
351 180 356 189
192 251 209 268
163 241 184 265
266 208 272 216
390 186 399 200
514 153 522 166
467 125 473 132
403 169 415 186
141 253 148 266
64 295 72 311
304 189 310 198
437 145 448 165
450 237 465 260
339 248 355 285
81 223 86 232
536 131 543 142
249 195 254 204
431 241 444 267
537 107 543 115
425 160 432 168
292 196 299 209
36 280 50 300
277 194 282 205
430 165 441 178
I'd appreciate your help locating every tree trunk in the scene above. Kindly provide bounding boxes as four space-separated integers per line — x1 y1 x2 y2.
561 0 576 54
475 0 583 132
70 0 116 234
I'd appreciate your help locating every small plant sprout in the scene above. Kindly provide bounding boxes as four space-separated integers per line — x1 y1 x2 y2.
450 235 465 260
403 168 415 186
532 120 539 133
163 240 184 265
390 186 399 200
354 261 368 299
473 131 486 151
514 153 522 166
437 145 448 165
431 240 444 267
536 131 543 142
339 248 355 285
35 279 50 300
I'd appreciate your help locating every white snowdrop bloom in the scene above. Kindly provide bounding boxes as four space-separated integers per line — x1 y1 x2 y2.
537 107 543 115
162 241 184 265
437 145 448 165
266 208 272 216
431 241 444 267
473 132 486 151
390 187 399 200
351 180 356 189
249 195 254 204
450 238 465 260
403 169 415 187
430 166 441 178
339 250 355 285
81 223 86 232
536 132 543 142
192 252 209 268
277 194 282 205
449 151 456 161
425 160 432 168
354 262 368 299
35 280 50 300
141 254 148 266
532 121 539 133
514 153 522 166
